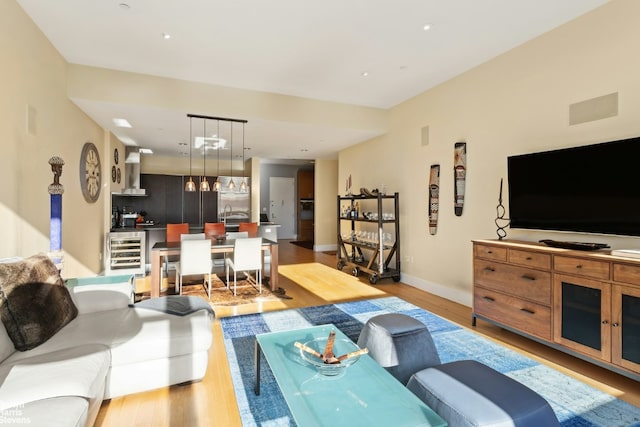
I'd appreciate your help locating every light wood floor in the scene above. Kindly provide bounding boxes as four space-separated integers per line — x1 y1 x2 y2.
95 241 640 426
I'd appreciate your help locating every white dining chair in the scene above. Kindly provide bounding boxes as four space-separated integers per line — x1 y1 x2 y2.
175 237 212 299
165 233 206 283
216 231 249 272
225 237 262 296
226 231 248 239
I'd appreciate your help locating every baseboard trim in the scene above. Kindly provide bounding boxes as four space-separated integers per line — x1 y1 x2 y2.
400 272 472 307
313 243 337 252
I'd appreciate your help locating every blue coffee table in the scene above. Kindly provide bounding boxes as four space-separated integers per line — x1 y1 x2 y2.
255 324 447 426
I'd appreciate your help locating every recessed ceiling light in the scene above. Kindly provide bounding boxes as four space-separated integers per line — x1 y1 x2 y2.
423 23 433 31
178 142 187 146
113 118 132 128
118 3 130 11
162 33 171 40
361 72 369 77
300 148 309 152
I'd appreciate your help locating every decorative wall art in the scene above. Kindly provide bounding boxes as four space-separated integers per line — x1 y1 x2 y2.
428 164 440 235
453 142 467 216
495 178 510 240
48 156 64 270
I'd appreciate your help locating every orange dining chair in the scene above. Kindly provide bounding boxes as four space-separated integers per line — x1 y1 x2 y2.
238 222 258 237
204 222 227 272
204 222 226 239
167 223 189 242
164 223 190 284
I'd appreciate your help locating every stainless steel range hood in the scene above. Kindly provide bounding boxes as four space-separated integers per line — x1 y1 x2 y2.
113 147 147 196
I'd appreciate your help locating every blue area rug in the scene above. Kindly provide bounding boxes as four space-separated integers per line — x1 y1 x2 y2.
220 296 640 427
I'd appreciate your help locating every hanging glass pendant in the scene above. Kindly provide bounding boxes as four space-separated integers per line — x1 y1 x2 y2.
200 177 210 192
185 177 196 192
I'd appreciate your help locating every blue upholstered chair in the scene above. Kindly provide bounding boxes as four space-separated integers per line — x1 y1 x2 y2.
358 313 560 427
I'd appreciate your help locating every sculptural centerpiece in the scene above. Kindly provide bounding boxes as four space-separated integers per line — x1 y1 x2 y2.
295 330 368 376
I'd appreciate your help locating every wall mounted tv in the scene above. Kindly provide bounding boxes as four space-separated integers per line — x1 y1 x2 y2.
507 136 640 237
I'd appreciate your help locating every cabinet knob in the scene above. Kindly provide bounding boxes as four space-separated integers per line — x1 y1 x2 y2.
521 275 536 281
520 308 535 315
483 296 495 302
526 256 532 260
483 267 495 273
487 250 493 254
612 322 620 327
576 264 583 269
601 320 609 325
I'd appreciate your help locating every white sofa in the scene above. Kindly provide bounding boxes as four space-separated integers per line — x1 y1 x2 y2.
0 276 213 427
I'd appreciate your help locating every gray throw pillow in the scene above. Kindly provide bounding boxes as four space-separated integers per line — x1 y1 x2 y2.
0 255 77 351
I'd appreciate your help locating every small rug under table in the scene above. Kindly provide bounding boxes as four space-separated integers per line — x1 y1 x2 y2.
220 296 640 427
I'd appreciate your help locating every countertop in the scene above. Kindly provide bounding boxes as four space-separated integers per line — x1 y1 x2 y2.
110 222 279 233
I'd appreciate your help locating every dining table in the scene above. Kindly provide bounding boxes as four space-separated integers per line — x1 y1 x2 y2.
149 237 278 298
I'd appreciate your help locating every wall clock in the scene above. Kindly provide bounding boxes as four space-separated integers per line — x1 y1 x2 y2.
114 148 119 165
111 166 117 183
80 142 101 203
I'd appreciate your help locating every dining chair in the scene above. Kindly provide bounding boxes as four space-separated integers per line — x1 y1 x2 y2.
226 231 248 239
166 223 189 242
204 222 226 239
238 222 259 237
204 222 227 272
225 237 262 296
163 223 190 283
181 233 205 241
175 238 213 299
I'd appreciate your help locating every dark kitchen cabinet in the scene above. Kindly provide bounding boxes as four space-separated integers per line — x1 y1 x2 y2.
135 174 218 226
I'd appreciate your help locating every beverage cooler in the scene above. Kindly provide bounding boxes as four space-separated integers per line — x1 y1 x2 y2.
105 231 146 275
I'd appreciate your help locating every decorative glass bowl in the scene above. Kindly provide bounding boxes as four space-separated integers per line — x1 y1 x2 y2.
299 337 363 376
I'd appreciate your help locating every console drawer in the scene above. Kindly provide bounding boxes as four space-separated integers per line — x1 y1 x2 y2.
554 256 610 280
613 263 640 286
474 259 551 305
474 244 507 262
474 287 551 340
509 249 551 270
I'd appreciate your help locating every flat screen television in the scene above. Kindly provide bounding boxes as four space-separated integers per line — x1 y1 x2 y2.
507 136 640 237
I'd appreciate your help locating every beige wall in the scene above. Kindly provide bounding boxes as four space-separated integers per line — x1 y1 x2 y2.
5 0 639 300
0 0 108 277
340 0 640 305
314 159 338 251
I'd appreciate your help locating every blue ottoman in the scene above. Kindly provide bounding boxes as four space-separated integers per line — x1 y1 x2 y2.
357 313 441 385
407 360 560 427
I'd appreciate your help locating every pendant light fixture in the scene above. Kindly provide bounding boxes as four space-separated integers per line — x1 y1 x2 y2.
187 113 247 192
213 118 222 191
184 115 196 192
239 121 248 192
227 122 236 191
199 117 210 191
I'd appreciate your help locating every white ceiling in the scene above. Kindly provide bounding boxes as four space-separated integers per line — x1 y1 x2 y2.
16 0 608 162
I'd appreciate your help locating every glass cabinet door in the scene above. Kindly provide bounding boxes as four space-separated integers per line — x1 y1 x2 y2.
553 274 611 361
612 284 640 372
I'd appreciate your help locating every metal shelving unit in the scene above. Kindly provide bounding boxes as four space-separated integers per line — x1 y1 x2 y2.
336 192 400 284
